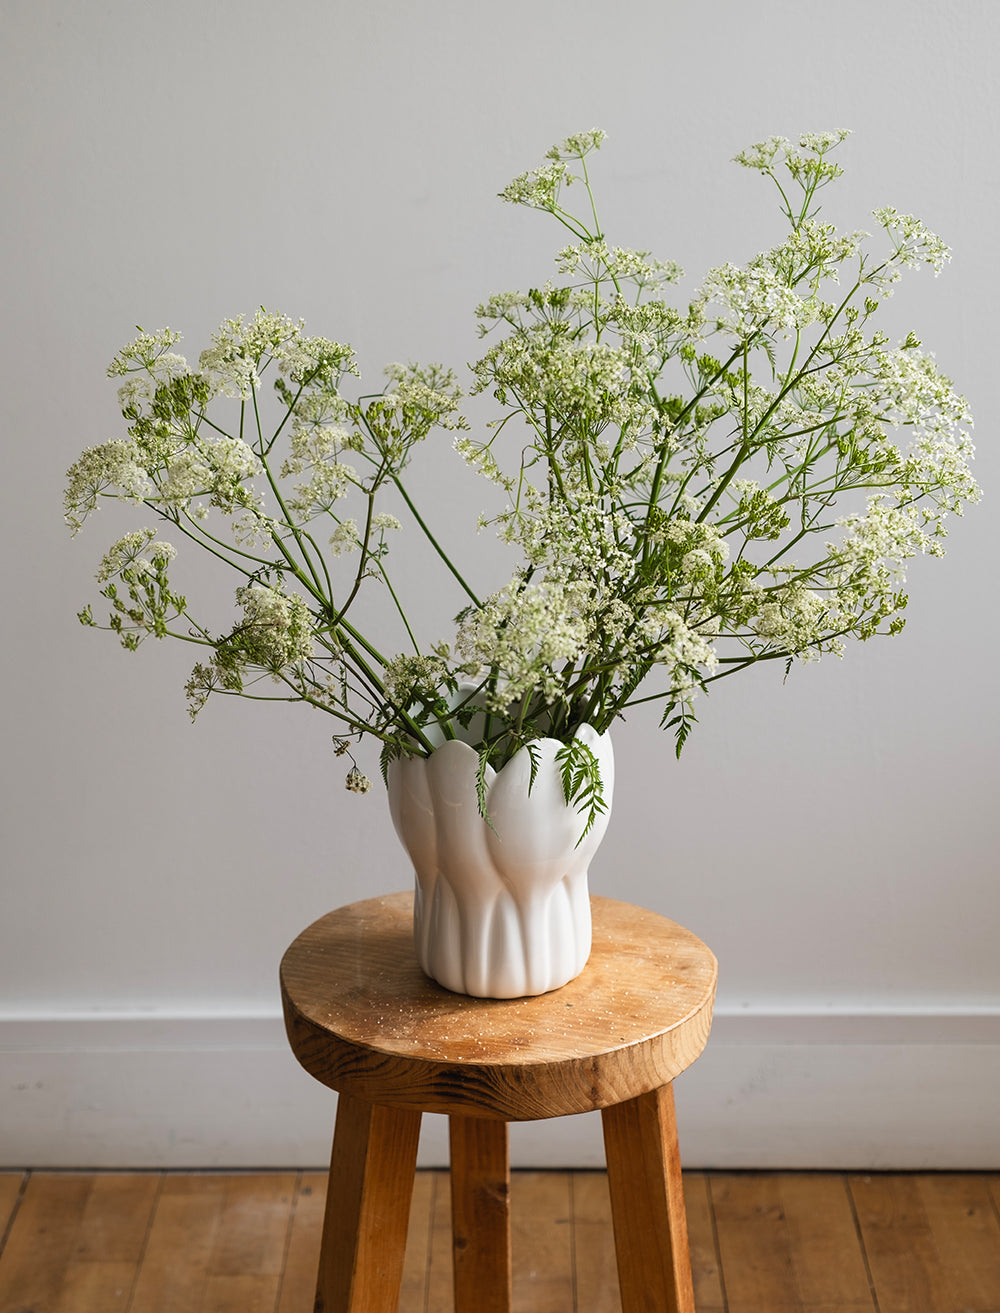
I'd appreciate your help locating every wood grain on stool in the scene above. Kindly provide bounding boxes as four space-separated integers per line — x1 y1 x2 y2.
281 892 717 1313
313 1094 421 1313
603 1085 694 1313
449 1118 511 1313
281 892 717 1121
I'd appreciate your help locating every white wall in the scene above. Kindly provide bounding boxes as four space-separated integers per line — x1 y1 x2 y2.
2 0 997 1168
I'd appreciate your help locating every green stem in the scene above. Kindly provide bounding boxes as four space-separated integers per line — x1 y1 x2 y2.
251 389 329 603
167 513 268 582
376 561 420 653
176 509 275 569
327 491 377 628
390 474 482 608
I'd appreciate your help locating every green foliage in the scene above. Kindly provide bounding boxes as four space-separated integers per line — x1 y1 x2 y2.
662 702 699 759
555 737 608 841
524 741 542 795
474 744 500 835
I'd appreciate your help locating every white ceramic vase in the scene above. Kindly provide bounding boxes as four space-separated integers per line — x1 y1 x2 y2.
387 724 614 998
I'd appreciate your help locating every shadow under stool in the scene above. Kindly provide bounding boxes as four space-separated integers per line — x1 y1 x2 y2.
281 892 717 1313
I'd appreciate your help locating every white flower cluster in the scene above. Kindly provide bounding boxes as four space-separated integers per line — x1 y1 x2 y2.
65 441 154 532
700 256 824 337
556 241 682 287
495 491 630 570
901 431 979 517
276 333 357 387
328 519 360 556
453 491 726 712
233 584 315 671
114 352 189 414
456 576 594 709
96 529 176 583
869 347 969 435
160 436 262 514
642 608 719 688
499 128 606 210
198 310 300 399
545 129 608 161
454 434 516 491
382 651 452 705
500 161 573 210
281 425 357 518
836 499 943 574
64 335 269 538
873 208 951 275
345 767 372 794
753 581 831 658
474 329 655 434
107 327 185 379
734 130 851 181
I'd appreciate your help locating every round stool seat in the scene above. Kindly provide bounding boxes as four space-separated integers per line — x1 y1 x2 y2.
281 892 717 1121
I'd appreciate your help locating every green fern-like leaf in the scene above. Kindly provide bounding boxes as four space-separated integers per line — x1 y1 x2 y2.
662 706 698 759
379 739 405 788
475 745 500 835
555 737 607 845
524 741 542 795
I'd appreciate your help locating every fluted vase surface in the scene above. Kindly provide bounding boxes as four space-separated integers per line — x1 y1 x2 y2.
387 725 614 998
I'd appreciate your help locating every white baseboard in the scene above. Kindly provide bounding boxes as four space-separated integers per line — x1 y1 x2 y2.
2 1009 999 1169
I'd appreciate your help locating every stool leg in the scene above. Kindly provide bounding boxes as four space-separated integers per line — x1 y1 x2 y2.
601 1084 695 1313
314 1092 422 1313
449 1116 512 1313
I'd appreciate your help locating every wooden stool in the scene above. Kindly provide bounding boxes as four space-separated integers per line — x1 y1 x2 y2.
281 892 717 1313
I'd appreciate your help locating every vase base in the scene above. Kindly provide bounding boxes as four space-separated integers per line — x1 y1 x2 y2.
413 873 592 999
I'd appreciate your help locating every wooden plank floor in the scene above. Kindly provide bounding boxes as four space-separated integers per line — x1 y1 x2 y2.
1 1170 999 1312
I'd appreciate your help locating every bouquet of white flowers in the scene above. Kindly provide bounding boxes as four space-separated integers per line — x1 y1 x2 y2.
65 129 979 825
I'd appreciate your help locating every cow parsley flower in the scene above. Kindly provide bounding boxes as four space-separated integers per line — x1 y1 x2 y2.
198 310 305 399
231 584 315 671
873 208 951 274
96 529 176 583
64 441 154 531
345 767 372 794
107 327 185 378
328 519 360 555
